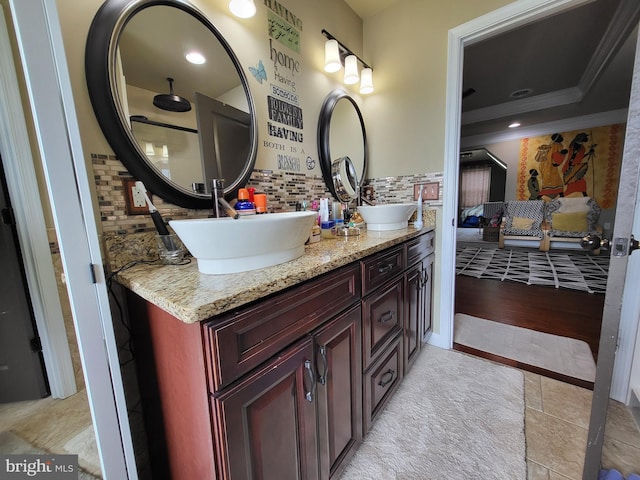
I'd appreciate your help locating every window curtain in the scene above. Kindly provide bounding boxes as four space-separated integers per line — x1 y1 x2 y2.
460 166 491 207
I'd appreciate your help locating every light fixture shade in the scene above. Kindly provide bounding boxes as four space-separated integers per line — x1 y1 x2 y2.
229 0 256 18
324 40 341 73
162 145 169 157
145 142 155 156
343 55 359 84
360 68 374 94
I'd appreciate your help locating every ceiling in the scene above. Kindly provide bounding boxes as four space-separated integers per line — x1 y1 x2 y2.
461 0 639 145
344 0 401 19
347 0 640 147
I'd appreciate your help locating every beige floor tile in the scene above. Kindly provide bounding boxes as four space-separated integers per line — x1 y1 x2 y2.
549 471 574 480
540 376 592 428
602 435 640 477
0 397 57 431
605 400 640 448
11 390 93 449
525 371 543 411
528 460 550 479
525 407 588 480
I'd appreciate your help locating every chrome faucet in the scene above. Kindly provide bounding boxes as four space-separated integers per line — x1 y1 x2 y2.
211 179 239 219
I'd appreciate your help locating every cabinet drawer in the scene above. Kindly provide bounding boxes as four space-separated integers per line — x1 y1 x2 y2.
204 264 360 392
361 245 404 295
406 230 434 266
362 277 403 369
363 335 403 434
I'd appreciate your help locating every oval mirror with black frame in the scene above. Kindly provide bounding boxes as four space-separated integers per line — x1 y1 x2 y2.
318 89 367 202
85 0 257 209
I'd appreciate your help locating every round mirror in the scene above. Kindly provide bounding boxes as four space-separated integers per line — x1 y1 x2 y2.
331 156 358 202
86 0 257 209
318 90 367 202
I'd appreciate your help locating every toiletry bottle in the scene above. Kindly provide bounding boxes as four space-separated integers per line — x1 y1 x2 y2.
308 217 321 243
254 193 267 214
321 220 337 239
414 188 424 229
235 188 256 216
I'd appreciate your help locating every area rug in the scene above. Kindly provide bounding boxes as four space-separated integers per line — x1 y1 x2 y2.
338 345 526 479
456 246 609 293
454 313 596 382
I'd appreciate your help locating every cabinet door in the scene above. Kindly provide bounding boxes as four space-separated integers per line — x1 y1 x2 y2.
212 338 319 480
404 263 422 372
420 253 434 342
314 305 362 480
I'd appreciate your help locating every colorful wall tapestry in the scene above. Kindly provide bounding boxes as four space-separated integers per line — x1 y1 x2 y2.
518 124 625 209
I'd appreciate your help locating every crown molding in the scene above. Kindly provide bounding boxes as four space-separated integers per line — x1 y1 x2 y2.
461 0 640 126
461 87 583 125
578 0 640 93
460 108 628 148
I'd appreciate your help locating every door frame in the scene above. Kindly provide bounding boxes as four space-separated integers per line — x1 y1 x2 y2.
9 0 137 477
0 5 76 399
439 0 595 349
441 1 640 477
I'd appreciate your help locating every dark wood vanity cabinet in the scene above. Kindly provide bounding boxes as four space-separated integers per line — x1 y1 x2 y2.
211 337 320 480
210 304 363 480
405 231 435 371
127 230 434 480
315 305 363 480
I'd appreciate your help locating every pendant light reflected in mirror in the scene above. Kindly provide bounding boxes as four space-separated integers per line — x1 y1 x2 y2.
153 77 191 112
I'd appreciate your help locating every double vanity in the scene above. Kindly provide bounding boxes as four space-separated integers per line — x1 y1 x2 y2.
117 225 434 480
86 1 435 478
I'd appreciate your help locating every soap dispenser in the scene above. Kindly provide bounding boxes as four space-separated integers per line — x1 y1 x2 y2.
235 188 256 216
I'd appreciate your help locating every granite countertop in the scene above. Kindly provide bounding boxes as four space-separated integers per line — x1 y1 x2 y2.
115 225 434 324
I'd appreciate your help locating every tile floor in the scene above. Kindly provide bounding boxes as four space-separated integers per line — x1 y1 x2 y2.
524 371 640 479
3 369 639 479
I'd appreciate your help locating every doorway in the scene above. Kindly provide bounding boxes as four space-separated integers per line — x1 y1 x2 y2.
449 0 636 386
0 157 48 403
440 0 640 477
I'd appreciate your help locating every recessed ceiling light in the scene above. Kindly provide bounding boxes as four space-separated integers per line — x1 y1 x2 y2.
508 122 521 128
510 88 533 98
185 51 206 65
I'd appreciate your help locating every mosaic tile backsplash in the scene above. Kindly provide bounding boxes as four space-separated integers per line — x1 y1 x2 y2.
91 153 440 269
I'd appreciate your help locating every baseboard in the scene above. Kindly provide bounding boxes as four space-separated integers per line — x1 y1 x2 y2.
425 330 451 349
631 387 640 432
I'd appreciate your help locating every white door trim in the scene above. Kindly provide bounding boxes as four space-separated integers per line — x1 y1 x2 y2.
9 0 137 477
0 5 76 399
440 0 601 348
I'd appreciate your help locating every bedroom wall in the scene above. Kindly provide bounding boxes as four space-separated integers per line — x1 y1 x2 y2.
482 130 619 237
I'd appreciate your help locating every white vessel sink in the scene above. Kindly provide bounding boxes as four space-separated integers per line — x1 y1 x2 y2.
169 211 318 274
358 203 417 231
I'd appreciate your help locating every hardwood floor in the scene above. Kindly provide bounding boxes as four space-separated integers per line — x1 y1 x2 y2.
454 274 605 388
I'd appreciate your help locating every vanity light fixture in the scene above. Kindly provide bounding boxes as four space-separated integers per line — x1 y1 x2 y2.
324 39 342 73
229 0 256 18
359 68 374 94
322 29 374 94
185 51 206 65
343 55 359 84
